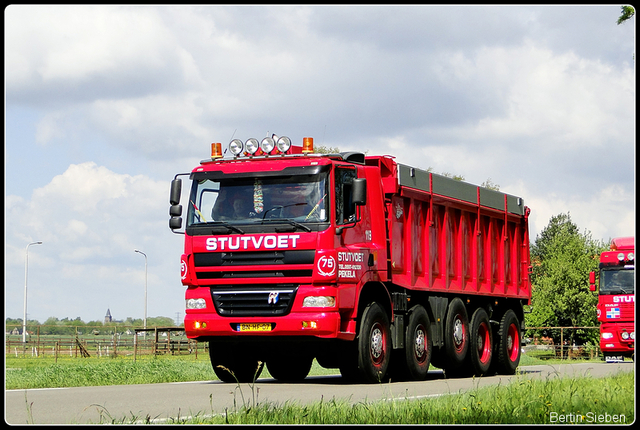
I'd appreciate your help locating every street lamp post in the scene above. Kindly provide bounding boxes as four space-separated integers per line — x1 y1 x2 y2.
134 249 148 329
23 241 43 343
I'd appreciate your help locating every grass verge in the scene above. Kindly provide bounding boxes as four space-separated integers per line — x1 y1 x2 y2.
5 352 608 390
179 370 635 424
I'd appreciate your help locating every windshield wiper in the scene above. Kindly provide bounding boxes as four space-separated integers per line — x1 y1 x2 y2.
211 222 245 235
261 218 312 232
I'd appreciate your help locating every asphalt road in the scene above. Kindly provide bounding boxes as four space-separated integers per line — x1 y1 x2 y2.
5 362 634 424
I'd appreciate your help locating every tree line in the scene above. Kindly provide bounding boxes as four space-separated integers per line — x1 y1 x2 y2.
6 316 179 336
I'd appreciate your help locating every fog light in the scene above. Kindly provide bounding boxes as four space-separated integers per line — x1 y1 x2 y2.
186 298 207 309
302 296 336 307
194 321 207 329
605 343 615 348
302 321 318 329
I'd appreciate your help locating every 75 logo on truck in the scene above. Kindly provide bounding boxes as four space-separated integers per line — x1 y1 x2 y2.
316 255 336 277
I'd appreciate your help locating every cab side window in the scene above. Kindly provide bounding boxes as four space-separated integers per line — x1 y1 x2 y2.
335 167 357 225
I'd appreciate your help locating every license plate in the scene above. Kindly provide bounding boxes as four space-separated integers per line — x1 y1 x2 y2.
239 323 272 332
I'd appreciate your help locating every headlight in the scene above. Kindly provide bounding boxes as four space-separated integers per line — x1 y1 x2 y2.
245 138 259 155
302 296 336 308
630 332 635 340
621 331 630 340
627 252 634 261
260 137 275 154
186 298 207 309
229 139 244 156
602 332 614 339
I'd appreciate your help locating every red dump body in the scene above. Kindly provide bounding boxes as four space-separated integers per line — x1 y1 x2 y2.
170 140 532 382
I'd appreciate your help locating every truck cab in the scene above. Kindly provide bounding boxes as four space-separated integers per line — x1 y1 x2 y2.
590 237 635 362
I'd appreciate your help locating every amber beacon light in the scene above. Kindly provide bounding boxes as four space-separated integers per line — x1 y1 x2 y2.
302 137 314 154
211 142 223 159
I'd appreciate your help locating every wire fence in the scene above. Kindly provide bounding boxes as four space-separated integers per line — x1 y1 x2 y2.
6 324 603 361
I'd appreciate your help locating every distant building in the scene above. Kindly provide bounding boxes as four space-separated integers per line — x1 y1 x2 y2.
104 308 123 324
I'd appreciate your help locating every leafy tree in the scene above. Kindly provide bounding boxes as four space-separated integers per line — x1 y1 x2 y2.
617 5 635 25
526 213 607 346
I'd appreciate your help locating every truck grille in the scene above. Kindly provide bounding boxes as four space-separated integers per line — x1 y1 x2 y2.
211 285 298 316
193 250 315 280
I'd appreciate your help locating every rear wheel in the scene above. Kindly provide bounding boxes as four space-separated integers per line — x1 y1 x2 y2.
444 298 469 370
468 308 493 376
209 343 263 383
357 302 391 383
493 309 521 375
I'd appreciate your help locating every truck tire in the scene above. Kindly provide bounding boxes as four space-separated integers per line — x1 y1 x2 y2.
209 344 264 383
493 309 521 375
468 307 493 376
444 298 469 369
399 305 432 381
267 355 313 382
357 302 391 383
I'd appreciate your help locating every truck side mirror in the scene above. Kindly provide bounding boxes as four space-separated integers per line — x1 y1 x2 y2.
589 271 596 292
170 178 182 205
169 217 183 230
352 178 366 205
170 178 183 232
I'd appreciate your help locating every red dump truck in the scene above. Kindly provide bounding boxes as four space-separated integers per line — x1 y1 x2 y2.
169 135 532 383
590 237 635 362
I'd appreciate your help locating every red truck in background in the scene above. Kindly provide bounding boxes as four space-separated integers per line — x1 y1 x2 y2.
590 237 635 362
169 135 532 383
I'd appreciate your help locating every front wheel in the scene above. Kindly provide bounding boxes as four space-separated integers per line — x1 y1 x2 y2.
267 355 313 382
394 305 432 381
209 343 264 383
357 302 391 383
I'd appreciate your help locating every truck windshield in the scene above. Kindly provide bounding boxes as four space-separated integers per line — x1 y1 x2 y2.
600 268 635 295
187 173 329 227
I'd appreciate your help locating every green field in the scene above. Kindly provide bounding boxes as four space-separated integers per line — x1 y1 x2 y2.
6 353 633 424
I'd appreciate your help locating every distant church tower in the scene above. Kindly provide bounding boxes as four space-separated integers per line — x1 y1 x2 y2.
104 308 113 324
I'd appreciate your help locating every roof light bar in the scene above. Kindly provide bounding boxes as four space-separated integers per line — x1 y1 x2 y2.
220 135 299 159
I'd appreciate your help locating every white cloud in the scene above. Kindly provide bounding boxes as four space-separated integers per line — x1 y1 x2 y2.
5 162 184 322
4 5 635 322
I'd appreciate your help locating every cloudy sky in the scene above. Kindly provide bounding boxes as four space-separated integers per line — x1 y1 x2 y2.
4 5 635 324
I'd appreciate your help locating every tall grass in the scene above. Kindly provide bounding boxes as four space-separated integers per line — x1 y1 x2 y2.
182 371 634 425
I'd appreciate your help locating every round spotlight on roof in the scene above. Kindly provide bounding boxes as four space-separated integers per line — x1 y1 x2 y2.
245 138 259 155
229 139 244 156
260 137 275 154
276 136 292 153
